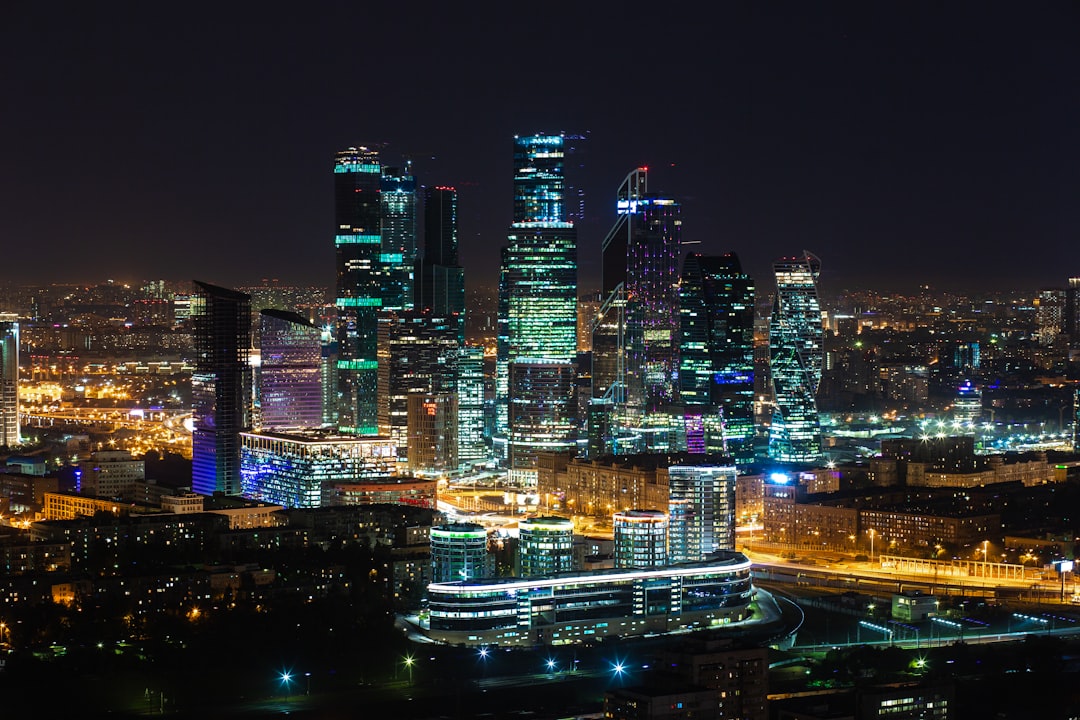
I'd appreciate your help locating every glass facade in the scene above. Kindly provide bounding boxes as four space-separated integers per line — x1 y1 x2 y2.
508 358 577 486
518 516 574 577
192 282 251 496
258 309 323 430
678 253 756 464
667 463 737 562
497 134 578 472
425 555 754 646
457 344 487 465
431 523 489 584
416 186 465 340
0 316 19 447
380 166 418 314
334 147 384 436
613 510 668 569
407 393 458 475
239 430 397 508
768 253 824 463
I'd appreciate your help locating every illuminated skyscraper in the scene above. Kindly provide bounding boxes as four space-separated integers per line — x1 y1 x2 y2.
768 253 824 463
380 165 418 313
589 168 681 455
407 393 458 475
0 315 20 448
496 134 578 480
192 281 252 496
517 516 574 577
667 462 737 563
677 253 755 464
457 344 487 465
508 359 577 484
431 523 490 583
377 311 459 459
613 509 668 569
334 147 384 435
258 309 323 430
416 186 465 339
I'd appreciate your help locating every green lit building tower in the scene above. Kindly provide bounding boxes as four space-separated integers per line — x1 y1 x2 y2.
457 344 487 466
768 252 824 463
192 282 252 496
380 165 418 314
334 147 385 435
431 523 490 583
0 315 19 447
496 134 578 483
589 168 681 455
677 253 755 464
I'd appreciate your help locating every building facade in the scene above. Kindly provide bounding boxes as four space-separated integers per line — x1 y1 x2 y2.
0 315 19 448
668 462 738 562
518 516 574 577
258 309 323 430
430 522 489 583
192 281 252 496
768 253 824 463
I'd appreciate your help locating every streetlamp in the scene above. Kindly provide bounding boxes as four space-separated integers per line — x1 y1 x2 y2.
403 654 415 686
869 529 876 562
279 671 293 700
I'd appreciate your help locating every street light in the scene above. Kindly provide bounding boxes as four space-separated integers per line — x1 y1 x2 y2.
869 529 876 562
279 671 293 700
403 654 415 686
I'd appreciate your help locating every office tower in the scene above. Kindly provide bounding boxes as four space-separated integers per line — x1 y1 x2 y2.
953 380 982 427
377 312 459 458
768 253 824 463
407 393 458 475
1074 387 1080 452
415 186 465 339
191 281 252 496
667 462 737 563
508 359 577 485
334 146 384 436
431 522 489 583
240 430 398 508
1066 277 1080 344
590 168 681 455
496 134 578 477
517 516 574 577
613 509 668 569
258 309 323 430
1035 288 1065 346
677 253 756 464
457 344 487 465
0 315 19 448
380 165 418 314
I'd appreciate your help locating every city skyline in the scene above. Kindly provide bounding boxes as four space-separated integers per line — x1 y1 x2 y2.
3 4 1079 293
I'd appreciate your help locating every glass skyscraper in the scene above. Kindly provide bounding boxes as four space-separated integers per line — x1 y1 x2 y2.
677 253 756 464
667 462 737 563
768 252 824 463
192 281 252 496
416 186 465 340
0 315 19 448
334 147 384 436
380 165 418 314
457 344 487 466
497 134 578 482
258 309 323 430
589 168 681 455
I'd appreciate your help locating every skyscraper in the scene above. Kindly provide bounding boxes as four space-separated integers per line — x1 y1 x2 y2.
768 253 824 463
258 309 323 430
496 134 578 482
677 253 756 464
590 168 681 455
380 165 418 314
667 462 737 563
0 315 20 448
334 147 384 435
457 344 487 466
192 281 252 496
415 186 465 339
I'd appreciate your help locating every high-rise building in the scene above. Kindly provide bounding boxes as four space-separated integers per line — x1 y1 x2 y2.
1065 277 1080 344
1035 288 1065 346
517 516 574 577
77 450 145 499
380 165 418 314
508 359 577 484
496 134 578 478
258 309 323 430
377 312 460 458
768 253 824 463
407 393 458 475
667 462 737 563
191 281 252 496
457 344 487 466
240 430 397 508
677 253 755 464
431 522 489 583
334 146 384 436
0 315 19 448
590 168 681 455
415 186 465 339
613 509 668 569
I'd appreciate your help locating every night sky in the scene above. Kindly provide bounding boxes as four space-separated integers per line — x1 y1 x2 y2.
3 3 1078 293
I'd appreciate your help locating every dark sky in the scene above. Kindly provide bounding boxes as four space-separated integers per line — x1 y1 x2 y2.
3 2 1078 294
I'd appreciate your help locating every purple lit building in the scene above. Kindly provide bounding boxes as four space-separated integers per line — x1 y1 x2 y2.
258 309 323 430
